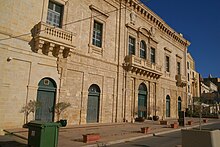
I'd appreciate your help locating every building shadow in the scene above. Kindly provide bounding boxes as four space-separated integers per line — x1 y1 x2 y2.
0 141 27 147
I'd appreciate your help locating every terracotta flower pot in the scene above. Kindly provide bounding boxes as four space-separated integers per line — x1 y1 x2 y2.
83 133 100 143
203 119 208 123
171 123 178 128
188 120 193 125
141 127 150 134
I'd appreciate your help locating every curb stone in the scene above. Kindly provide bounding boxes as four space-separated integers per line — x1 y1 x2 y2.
83 121 219 147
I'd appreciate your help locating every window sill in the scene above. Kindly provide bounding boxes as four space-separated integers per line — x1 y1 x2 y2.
165 71 170 77
88 44 103 56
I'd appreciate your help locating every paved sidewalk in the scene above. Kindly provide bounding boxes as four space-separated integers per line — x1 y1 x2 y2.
0 118 219 147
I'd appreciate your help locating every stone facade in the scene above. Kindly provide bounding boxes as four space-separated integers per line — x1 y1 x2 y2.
0 0 190 134
187 53 200 109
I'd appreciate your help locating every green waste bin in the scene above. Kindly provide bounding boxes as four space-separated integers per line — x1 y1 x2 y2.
27 121 60 147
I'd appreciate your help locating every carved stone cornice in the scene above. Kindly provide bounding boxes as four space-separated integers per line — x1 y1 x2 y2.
123 0 190 47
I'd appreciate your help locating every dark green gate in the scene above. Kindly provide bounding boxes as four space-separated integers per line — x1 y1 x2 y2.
35 78 56 122
86 84 100 123
166 95 170 117
138 83 147 118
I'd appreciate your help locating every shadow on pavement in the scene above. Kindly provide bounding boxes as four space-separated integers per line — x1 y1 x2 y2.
129 144 150 147
0 141 27 147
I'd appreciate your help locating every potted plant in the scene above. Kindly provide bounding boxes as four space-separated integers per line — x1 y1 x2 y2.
20 100 41 126
135 108 146 122
151 105 160 121
55 101 71 127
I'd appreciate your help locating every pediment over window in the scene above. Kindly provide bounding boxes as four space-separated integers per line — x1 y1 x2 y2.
138 27 150 37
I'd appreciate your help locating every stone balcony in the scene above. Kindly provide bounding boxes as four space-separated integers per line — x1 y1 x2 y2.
175 74 187 87
123 55 162 79
32 22 75 58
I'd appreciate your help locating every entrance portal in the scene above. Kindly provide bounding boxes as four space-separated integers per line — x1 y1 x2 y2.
35 78 56 122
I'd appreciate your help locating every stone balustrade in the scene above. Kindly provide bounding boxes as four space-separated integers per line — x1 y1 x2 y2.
124 55 162 79
175 74 187 87
33 22 75 58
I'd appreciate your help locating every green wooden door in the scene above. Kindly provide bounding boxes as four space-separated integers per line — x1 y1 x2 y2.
86 84 100 123
138 83 147 118
178 97 182 113
166 95 170 117
35 78 56 122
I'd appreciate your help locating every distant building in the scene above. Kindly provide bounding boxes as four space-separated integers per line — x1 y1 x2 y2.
187 53 200 110
204 76 220 93
200 78 219 114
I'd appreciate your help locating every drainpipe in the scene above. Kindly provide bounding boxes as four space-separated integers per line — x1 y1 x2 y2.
115 0 122 123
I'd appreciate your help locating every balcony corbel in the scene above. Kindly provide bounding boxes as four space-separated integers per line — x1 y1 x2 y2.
32 22 75 59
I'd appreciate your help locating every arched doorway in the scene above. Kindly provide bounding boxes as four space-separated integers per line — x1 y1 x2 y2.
166 95 170 117
86 84 100 123
138 83 148 118
35 78 56 122
178 97 182 113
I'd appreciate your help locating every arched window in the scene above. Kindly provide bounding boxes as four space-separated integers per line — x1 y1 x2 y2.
140 40 146 59
88 84 101 93
166 95 170 117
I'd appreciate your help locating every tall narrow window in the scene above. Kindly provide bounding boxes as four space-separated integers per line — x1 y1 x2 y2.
150 48 155 63
129 36 135 55
177 62 181 75
92 21 103 47
140 40 146 59
166 56 170 72
46 1 63 28
187 62 190 69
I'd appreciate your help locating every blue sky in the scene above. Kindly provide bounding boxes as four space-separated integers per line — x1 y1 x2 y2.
141 0 220 78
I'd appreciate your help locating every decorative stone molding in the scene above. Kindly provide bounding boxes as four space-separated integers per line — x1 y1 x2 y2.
176 54 182 59
130 11 136 25
32 21 75 58
123 55 162 80
164 47 172 53
175 74 187 87
123 0 190 47
89 5 109 18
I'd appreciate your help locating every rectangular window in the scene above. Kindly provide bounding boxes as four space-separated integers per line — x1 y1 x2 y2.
165 56 170 72
187 62 190 69
46 1 63 28
129 36 135 55
92 21 103 48
177 62 181 75
150 48 155 63
188 73 190 81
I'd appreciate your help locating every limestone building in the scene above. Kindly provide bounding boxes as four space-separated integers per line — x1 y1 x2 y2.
186 53 200 110
0 0 190 133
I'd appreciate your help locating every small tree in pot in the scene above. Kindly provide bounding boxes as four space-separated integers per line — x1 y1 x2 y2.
151 105 160 121
20 100 41 125
55 102 71 127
